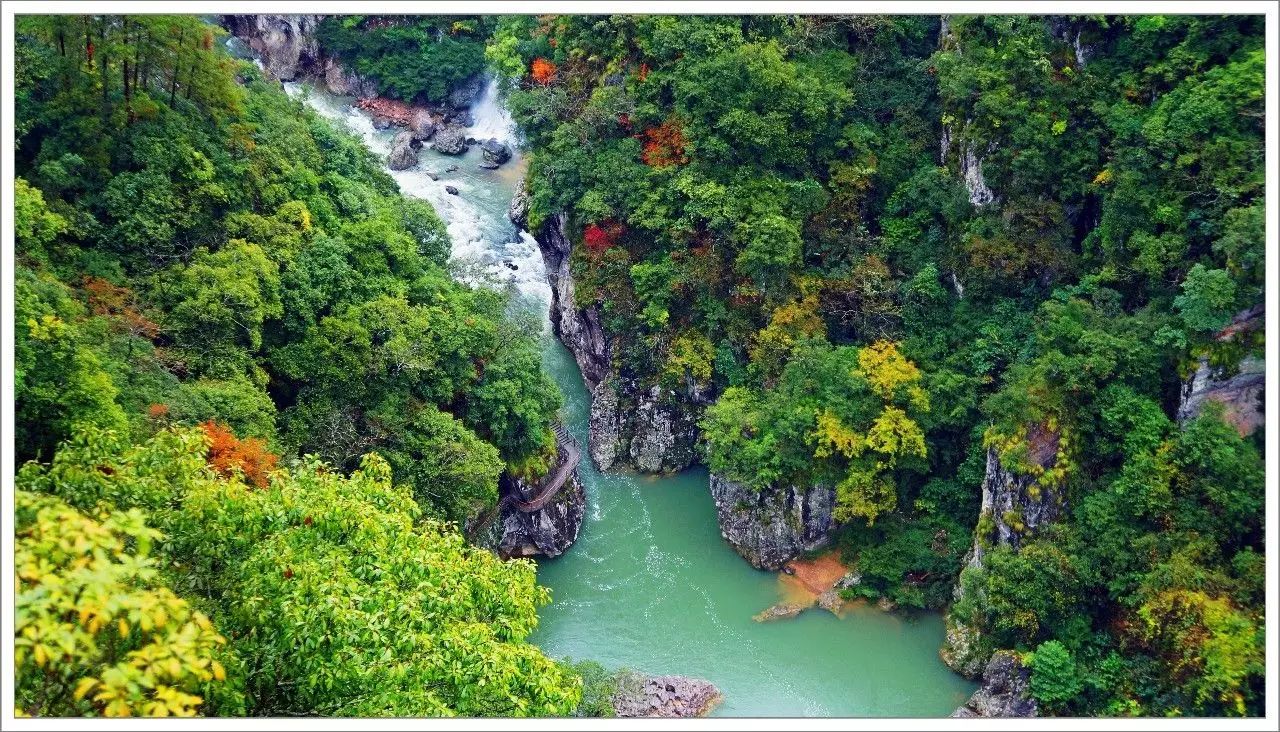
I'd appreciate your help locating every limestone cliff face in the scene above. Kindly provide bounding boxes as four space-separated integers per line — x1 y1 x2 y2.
222 15 325 81
531 213 703 474
1178 305 1265 437
951 651 1038 718
943 426 1064 677
472 472 586 560
708 474 838 570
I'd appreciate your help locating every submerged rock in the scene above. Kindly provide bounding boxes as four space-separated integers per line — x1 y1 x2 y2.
754 603 807 622
952 651 1037 718
708 474 838 570
612 673 722 718
387 130 419 171
432 126 468 155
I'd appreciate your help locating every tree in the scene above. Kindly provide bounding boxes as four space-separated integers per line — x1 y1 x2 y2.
1030 640 1082 713
14 490 241 717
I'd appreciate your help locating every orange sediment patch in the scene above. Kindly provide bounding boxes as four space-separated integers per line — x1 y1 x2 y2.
783 552 851 595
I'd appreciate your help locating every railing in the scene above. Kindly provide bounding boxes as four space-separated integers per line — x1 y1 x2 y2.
508 422 580 513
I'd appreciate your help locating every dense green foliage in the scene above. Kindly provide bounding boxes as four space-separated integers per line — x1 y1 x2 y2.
14 14 559 524
316 15 492 103
492 13 1266 716
13 14 579 718
17 426 581 717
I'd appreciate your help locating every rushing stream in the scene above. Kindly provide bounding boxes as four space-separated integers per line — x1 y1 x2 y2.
287 79 976 717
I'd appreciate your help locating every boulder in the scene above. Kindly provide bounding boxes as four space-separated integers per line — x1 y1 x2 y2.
478 162 500 170
612 674 722 718
445 185 460 196
425 170 440 181
481 138 512 166
431 126 468 155
409 109 437 141
952 651 1037 718
387 130 418 171
709 474 838 570
444 164 459 173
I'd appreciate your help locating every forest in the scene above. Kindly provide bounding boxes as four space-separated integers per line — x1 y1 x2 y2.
10 12 1270 720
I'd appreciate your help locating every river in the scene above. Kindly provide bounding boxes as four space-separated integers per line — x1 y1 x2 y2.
285 78 976 717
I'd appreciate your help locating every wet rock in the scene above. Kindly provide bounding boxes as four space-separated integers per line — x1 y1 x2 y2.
466 136 478 145
409 109 436 141
508 176 530 228
444 164 459 173
503 260 518 271
612 673 722 718
387 130 419 171
454 110 476 127
1177 305 1264 436
709 474 838 570
754 603 807 622
952 651 1037 718
876 597 897 613
481 138 512 166
588 376 623 471
431 126 468 155
817 590 843 614
445 185 459 196
478 162 500 170
425 170 439 181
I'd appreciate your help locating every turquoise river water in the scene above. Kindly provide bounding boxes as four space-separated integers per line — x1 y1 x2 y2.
289 78 976 717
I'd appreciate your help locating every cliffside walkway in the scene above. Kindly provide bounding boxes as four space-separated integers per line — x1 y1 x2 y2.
509 422 580 513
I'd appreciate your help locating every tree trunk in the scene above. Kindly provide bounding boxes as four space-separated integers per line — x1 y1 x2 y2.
169 27 184 107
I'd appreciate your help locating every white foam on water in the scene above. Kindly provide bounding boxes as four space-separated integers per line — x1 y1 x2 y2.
286 80 550 309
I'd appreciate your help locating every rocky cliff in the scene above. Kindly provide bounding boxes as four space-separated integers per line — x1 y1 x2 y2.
530 213 703 474
1177 304 1265 437
951 651 1038 718
708 474 838 570
222 15 325 81
942 424 1064 677
472 472 586 560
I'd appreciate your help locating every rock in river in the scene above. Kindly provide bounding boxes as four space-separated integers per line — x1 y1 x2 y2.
445 185 459 196
612 673 722 718
387 130 418 171
431 126 468 155
481 137 512 165
709 474 838 570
